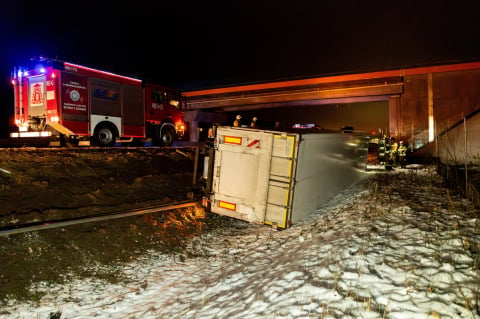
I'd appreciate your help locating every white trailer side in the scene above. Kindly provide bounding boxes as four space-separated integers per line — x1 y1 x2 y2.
209 126 368 229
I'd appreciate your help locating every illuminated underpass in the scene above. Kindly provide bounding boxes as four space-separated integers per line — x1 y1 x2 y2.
182 61 480 159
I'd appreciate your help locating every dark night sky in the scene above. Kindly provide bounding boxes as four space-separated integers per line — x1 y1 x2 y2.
0 0 479 124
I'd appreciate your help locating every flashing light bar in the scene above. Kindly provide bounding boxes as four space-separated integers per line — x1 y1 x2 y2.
13 66 50 79
64 62 142 83
218 200 236 211
11 67 24 83
224 135 242 145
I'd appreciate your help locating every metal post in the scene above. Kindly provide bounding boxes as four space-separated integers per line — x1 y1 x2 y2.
193 146 200 187
205 147 215 194
464 118 468 196
434 120 438 158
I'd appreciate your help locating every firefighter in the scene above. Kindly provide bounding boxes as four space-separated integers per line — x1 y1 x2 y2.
390 137 399 166
398 140 408 168
233 115 242 127
250 116 258 128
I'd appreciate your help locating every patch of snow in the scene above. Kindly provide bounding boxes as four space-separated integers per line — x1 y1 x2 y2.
2 167 479 319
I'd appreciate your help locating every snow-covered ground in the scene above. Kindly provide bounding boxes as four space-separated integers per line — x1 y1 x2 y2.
2 165 480 319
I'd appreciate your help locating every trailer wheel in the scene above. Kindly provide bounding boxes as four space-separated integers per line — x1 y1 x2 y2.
160 126 175 147
94 123 117 147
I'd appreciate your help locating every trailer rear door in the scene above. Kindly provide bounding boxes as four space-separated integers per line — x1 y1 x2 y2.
211 127 299 229
211 128 274 225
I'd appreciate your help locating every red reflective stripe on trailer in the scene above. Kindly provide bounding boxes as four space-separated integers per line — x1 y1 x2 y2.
218 200 236 211
246 139 260 148
224 136 242 145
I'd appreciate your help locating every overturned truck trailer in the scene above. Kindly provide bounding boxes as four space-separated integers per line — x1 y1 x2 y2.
204 126 369 229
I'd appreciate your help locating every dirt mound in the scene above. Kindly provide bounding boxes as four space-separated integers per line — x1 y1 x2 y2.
0 147 199 226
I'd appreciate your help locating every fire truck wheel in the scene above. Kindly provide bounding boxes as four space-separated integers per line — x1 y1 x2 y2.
160 126 175 147
94 124 117 147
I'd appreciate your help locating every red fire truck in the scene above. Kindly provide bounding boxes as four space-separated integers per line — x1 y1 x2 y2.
10 58 185 147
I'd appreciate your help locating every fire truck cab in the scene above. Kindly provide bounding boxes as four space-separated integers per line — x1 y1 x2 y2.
10 58 185 147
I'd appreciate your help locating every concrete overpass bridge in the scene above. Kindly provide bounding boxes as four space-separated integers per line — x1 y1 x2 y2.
182 61 480 162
